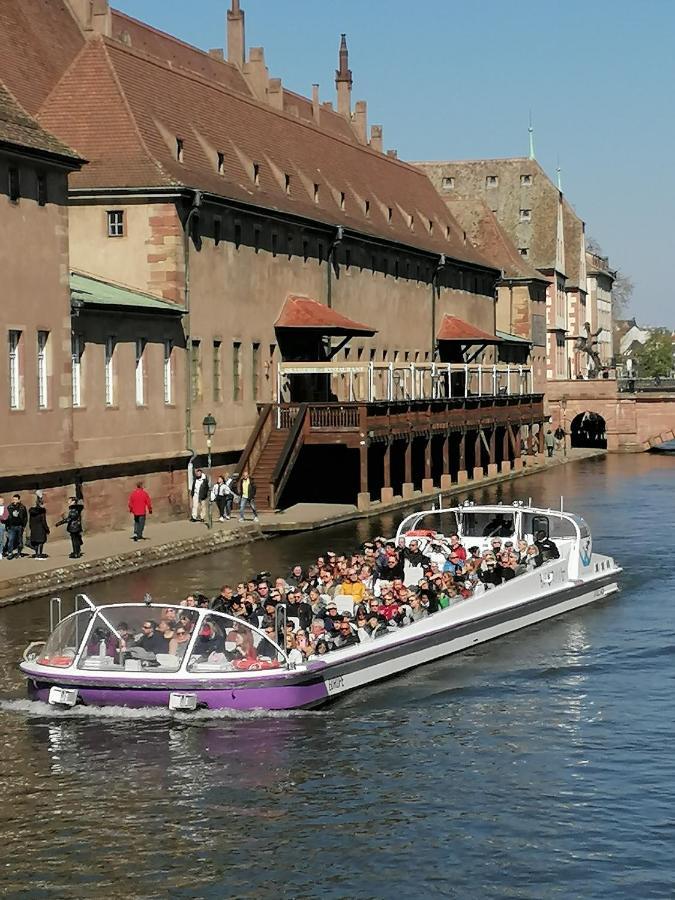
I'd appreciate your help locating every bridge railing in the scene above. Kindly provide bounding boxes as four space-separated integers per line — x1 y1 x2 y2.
618 377 675 394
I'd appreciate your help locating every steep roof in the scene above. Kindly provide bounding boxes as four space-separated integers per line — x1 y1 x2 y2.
282 90 357 143
0 0 85 115
446 198 547 282
0 80 81 163
437 315 500 343
562 200 585 290
38 36 493 267
275 295 376 335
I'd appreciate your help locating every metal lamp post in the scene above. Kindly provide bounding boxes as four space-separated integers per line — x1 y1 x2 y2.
202 413 217 529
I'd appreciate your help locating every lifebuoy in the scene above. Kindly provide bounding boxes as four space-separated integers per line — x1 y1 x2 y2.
38 656 74 667
405 529 436 538
233 658 281 671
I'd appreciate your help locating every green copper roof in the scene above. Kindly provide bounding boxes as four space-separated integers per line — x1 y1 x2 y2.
496 330 531 345
70 272 185 314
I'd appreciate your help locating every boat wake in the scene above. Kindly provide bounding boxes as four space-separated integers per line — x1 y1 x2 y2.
0 697 325 721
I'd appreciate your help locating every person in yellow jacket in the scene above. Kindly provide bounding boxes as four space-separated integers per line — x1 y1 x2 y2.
338 569 367 603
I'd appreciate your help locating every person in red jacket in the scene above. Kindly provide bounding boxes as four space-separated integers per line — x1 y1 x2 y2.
128 481 152 541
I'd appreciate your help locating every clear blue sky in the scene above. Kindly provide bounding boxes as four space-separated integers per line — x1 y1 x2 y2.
113 0 674 326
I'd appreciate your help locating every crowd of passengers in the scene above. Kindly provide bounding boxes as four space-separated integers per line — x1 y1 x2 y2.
113 529 559 667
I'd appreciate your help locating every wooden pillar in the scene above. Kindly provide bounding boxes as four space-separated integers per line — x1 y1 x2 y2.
527 422 534 455
402 436 414 498
538 422 545 454
357 405 370 509
473 428 483 481
422 432 433 493
359 441 368 493
500 425 512 473
381 438 394 504
487 424 498 476
440 430 452 489
511 422 523 470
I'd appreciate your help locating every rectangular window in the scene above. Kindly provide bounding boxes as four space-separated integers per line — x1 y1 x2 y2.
163 339 173 405
313 183 320 203
387 207 392 223
271 232 278 257
252 342 260 401
520 208 532 222
284 173 291 194
253 163 260 185
213 340 222 402
37 330 49 409
302 238 309 262
217 151 225 175
486 175 498 187
107 210 124 237
176 138 184 162
234 221 242 249
365 199 370 216
135 338 146 405
232 341 241 401
191 339 201 401
214 217 222 246
8 330 21 409
340 191 346 210
104 336 115 406
71 334 83 408
442 176 455 190
520 174 532 186
8 167 20 203
254 226 261 253
37 174 47 207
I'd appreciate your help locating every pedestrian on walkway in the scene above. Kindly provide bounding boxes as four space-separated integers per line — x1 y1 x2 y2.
28 496 50 559
190 468 209 522
544 429 555 458
128 481 153 541
5 493 27 559
238 470 259 523
217 472 239 521
554 425 566 453
0 498 7 559
56 496 85 559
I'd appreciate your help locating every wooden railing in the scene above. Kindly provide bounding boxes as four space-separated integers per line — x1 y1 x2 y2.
237 403 273 475
309 405 360 429
270 404 308 508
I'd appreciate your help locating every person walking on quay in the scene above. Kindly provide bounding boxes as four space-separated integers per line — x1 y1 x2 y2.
128 481 153 541
216 472 239 521
554 425 566 453
190 467 209 523
28 495 50 559
56 496 85 559
238 470 259 523
544 429 555 458
5 493 27 559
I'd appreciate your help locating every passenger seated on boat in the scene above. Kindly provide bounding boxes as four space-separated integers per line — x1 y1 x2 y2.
135 621 166 654
247 594 266 622
181 595 198 608
449 534 467 561
332 618 360 649
295 629 309 656
482 515 514 538
255 581 271 604
178 613 195 634
497 546 518 582
478 554 502 588
156 619 175 645
193 623 224 657
256 620 279 659
233 627 258 662
162 608 178 627
403 539 429 568
324 601 340 634
286 565 305 588
308 638 331 659
534 531 560 563
285 631 304 665
285 589 313 631
211 584 235 613
308 588 325 618
168 626 191 657
338 569 367 603
309 618 330 649
355 608 369 637
408 593 429 622
443 550 465 576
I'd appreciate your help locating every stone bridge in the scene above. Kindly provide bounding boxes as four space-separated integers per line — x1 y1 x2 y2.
546 380 675 452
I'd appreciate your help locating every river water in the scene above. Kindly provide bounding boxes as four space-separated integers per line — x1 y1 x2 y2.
1 454 674 898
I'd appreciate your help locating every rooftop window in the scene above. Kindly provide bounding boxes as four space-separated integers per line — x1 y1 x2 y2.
284 173 291 194
520 208 532 222
442 176 455 191
519 247 529 257
387 207 393 223
217 152 224 175
253 163 260 186
8 167 20 203
176 138 184 163
520 174 532 186
340 191 346 210
486 175 498 187
364 199 370 217
313 183 320 203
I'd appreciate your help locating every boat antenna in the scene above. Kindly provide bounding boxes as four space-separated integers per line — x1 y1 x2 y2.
560 495 564 512
438 492 443 510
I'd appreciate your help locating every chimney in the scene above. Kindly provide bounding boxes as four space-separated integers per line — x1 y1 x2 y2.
335 33 353 118
227 0 246 69
245 47 270 102
268 77 284 111
208 48 225 60
67 0 92 30
91 0 111 36
312 84 321 124
386 149 398 159
370 125 383 153
353 100 368 144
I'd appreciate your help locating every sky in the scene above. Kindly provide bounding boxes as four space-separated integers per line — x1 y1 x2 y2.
113 0 675 326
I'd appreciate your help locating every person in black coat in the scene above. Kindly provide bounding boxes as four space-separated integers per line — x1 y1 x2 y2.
28 497 50 559
56 496 85 558
5 494 27 559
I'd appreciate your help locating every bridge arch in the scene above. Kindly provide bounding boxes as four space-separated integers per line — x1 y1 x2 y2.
570 411 607 449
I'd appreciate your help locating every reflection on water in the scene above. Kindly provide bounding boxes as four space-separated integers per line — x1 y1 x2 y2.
2 454 675 897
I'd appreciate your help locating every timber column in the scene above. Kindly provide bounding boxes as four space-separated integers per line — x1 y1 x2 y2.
473 427 484 481
457 428 468 483
381 437 394 504
500 425 512 473
440 429 452 490
357 405 370 510
402 435 414 498
422 429 434 494
487 423 498 476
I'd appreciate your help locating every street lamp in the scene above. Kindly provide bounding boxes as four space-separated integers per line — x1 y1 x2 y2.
202 413 217 528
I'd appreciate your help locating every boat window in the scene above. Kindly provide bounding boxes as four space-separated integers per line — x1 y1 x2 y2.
461 511 515 539
521 514 578 540
38 610 94 668
187 615 285 673
405 511 458 537
77 607 197 672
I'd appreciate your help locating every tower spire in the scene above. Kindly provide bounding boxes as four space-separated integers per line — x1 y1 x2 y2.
528 111 535 160
556 161 562 191
335 33 353 118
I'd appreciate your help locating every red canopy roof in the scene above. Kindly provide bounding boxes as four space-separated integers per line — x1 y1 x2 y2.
436 315 501 343
275 295 377 336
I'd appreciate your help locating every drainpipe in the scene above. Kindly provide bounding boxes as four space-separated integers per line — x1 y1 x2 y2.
326 225 344 309
431 253 447 361
183 190 203 478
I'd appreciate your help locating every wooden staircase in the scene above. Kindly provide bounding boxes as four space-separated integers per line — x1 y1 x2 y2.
238 404 309 511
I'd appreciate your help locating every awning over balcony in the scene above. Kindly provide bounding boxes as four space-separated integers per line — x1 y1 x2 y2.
437 315 501 343
275 294 377 336
70 272 185 315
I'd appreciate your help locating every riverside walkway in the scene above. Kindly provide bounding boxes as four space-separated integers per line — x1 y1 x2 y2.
0 448 603 606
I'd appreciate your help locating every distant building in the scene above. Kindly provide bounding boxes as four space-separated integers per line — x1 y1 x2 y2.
586 251 616 366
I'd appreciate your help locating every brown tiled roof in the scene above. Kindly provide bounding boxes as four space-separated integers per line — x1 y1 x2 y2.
562 199 585 289
282 90 357 143
37 36 493 267
0 80 81 162
446 198 547 282
275 295 376 335
437 315 500 343
110 9 252 97
0 0 85 115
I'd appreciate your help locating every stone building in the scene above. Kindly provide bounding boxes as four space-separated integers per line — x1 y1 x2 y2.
0 0 543 527
586 251 616 366
415 157 613 381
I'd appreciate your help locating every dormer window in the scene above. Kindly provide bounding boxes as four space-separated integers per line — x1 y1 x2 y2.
313 183 320 203
520 174 532 186
486 175 498 187
387 207 393 223
409 213 414 230
442 176 455 191
519 247 529 257
253 163 260 185
217 152 224 175
364 199 370 217
284 173 291 194
520 208 531 222
340 191 346 210
176 138 184 163
428 219 434 234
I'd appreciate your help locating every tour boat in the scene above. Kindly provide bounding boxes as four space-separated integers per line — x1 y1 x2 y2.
19 502 621 712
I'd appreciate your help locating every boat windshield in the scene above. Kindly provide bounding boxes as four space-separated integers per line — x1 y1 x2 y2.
186 614 285 673
405 511 458 537
460 510 516 539
39 609 94 668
